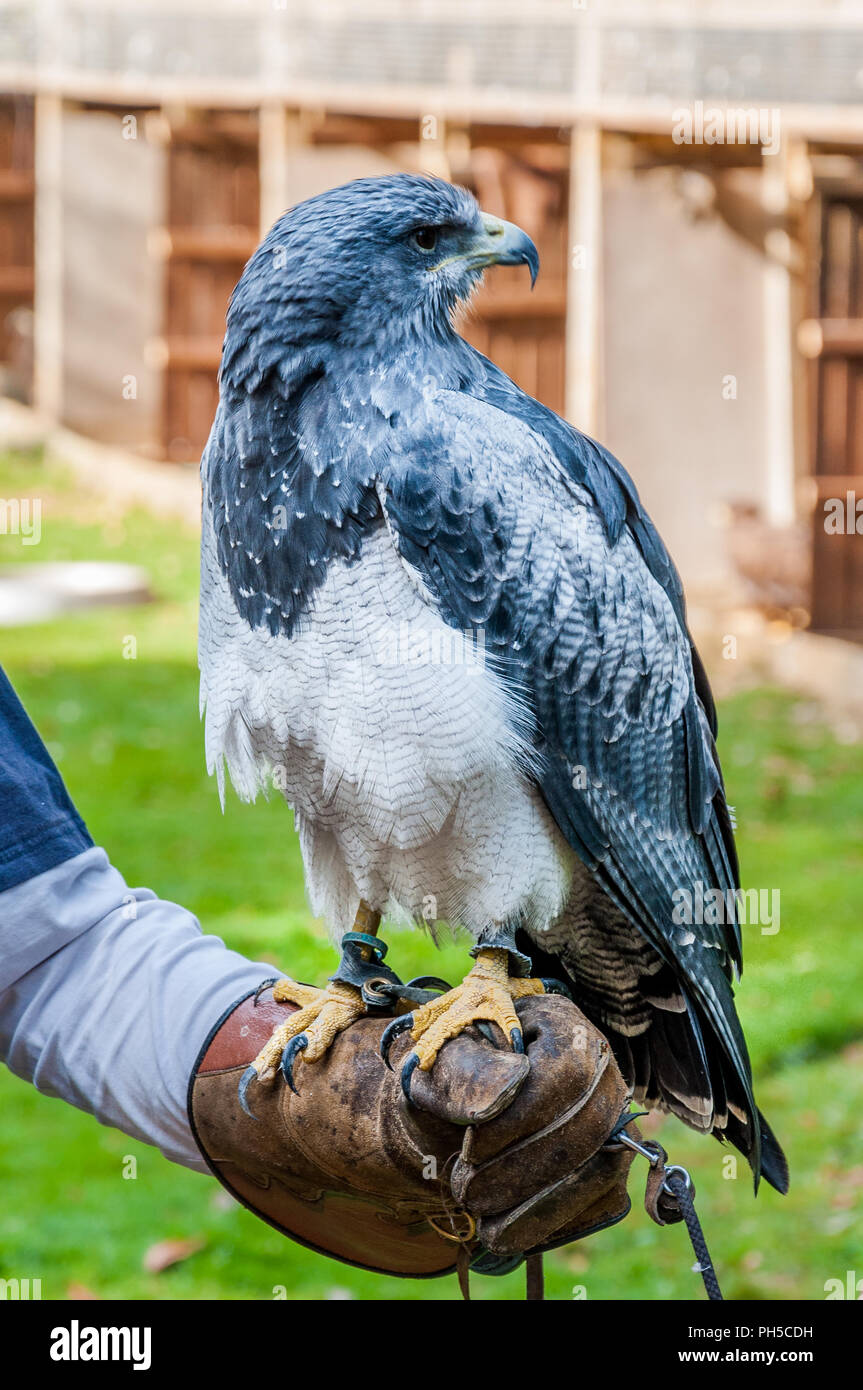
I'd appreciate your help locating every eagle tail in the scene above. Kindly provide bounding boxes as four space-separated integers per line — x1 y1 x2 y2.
756 1110 790 1194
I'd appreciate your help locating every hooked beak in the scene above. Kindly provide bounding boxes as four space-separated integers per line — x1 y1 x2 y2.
434 213 539 287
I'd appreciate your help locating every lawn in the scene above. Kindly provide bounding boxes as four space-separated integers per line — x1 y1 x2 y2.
0 446 861 1300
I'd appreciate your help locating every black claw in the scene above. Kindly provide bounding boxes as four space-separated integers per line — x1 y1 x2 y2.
401 1052 420 1103
510 1026 525 1054
379 1012 415 1070
280 1034 309 1094
539 977 573 1001
238 1065 260 1120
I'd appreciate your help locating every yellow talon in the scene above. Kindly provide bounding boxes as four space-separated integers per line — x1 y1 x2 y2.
247 901 383 1092
409 948 544 1071
251 978 366 1082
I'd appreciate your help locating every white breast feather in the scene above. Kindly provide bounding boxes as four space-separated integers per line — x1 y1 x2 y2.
199 507 574 942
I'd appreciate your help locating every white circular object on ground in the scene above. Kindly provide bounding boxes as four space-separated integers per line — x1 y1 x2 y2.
0 562 152 626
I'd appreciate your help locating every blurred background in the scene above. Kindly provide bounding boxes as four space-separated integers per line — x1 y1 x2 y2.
0 0 861 1301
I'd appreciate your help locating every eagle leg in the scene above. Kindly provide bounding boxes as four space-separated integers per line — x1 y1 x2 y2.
238 977 367 1114
394 947 546 1100
238 901 392 1115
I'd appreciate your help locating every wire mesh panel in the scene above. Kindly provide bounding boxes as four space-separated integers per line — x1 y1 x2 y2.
2 3 863 112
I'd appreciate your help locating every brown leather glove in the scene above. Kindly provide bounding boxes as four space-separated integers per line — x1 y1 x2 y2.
188 984 640 1280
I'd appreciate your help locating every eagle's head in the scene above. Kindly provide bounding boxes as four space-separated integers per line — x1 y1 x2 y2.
224 174 538 375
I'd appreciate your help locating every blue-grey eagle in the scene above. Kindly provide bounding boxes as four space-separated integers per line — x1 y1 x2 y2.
198 173 787 1194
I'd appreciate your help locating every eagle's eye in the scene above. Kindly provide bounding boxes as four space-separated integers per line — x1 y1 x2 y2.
412 226 438 252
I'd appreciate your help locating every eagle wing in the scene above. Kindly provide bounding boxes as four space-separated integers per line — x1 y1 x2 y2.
380 379 787 1192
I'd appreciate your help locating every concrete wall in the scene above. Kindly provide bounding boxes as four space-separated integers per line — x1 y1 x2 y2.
61 110 164 453
602 166 768 594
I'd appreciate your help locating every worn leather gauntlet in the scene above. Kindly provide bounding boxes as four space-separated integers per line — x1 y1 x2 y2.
188 985 640 1279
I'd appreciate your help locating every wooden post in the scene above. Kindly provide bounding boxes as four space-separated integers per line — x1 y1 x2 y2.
33 91 64 422
417 114 451 180
258 107 317 237
259 103 290 237
762 140 796 527
565 123 602 435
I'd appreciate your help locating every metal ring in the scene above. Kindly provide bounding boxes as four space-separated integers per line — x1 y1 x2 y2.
662 1163 693 1195
361 976 397 1006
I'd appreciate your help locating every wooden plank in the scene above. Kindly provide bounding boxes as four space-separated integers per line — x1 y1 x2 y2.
811 470 863 632
819 357 850 475
0 169 35 201
0 96 34 371
457 141 567 415
812 199 848 628
810 190 863 631
0 266 34 294
473 286 565 320
151 226 258 262
7 65 863 147
311 113 423 148
823 199 855 317
158 108 260 457
157 117 259 150
632 134 763 169
798 317 863 356
147 335 222 371
811 517 848 630
803 187 823 507
812 474 863 494
818 200 854 487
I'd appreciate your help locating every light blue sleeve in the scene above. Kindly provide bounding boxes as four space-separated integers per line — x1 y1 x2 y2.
0 846 277 1172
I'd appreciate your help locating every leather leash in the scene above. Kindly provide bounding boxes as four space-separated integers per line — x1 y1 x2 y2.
616 1128 724 1301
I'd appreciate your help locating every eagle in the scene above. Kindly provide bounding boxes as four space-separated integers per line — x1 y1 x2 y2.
198 173 788 1195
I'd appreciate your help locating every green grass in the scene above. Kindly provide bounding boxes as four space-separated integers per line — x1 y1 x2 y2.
1 446 861 1300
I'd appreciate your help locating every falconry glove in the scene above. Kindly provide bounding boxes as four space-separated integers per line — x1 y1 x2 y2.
189 985 641 1279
